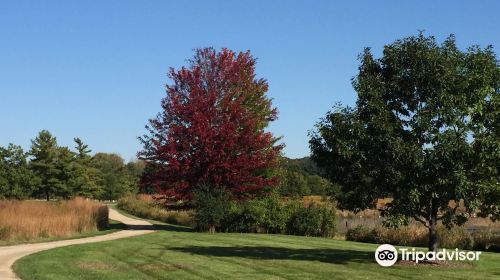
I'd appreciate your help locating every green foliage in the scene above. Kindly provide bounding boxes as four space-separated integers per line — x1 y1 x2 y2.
287 203 337 237
71 138 102 198
1 130 144 200
311 33 500 250
0 144 36 199
92 153 143 200
280 170 310 196
279 157 333 196
29 130 64 200
219 196 337 238
191 185 231 232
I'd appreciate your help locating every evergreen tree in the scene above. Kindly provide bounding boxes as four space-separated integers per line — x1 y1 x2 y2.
29 130 60 201
72 138 101 198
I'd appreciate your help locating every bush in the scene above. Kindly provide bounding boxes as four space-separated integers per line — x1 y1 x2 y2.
223 199 266 233
438 227 474 250
219 195 336 238
472 231 500 252
286 203 336 237
221 194 293 234
191 185 230 232
345 224 500 251
261 194 292 233
371 226 428 247
346 225 376 243
117 194 192 226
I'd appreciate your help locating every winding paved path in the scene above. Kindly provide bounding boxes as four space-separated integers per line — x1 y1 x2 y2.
0 207 154 279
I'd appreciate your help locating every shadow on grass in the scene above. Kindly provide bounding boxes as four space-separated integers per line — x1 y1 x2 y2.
123 223 194 232
170 246 372 264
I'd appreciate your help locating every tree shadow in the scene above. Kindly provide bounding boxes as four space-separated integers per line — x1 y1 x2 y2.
124 223 194 232
106 222 129 230
170 246 373 264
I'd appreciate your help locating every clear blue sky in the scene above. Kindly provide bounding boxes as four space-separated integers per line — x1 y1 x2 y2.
1 1 499 161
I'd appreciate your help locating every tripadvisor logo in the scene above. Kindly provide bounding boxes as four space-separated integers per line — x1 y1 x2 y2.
374 244 482 267
375 244 398 267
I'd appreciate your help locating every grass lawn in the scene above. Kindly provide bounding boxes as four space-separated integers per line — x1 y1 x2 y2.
13 223 500 280
0 220 127 247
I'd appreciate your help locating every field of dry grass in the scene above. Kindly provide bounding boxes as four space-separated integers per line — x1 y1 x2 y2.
0 198 108 243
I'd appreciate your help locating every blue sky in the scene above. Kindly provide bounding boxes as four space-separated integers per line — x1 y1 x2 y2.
1 1 499 161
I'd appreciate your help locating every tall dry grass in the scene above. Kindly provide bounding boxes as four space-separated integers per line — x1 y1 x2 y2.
118 194 193 226
0 198 108 242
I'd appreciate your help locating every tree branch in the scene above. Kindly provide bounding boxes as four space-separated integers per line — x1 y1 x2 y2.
413 215 430 229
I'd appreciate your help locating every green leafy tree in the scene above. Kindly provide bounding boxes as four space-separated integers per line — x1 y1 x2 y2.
310 33 500 251
0 144 37 198
29 130 61 201
71 138 102 198
92 153 137 200
280 170 310 197
307 175 331 196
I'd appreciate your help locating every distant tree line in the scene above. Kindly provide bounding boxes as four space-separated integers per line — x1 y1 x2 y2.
0 130 144 200
279 157 337 197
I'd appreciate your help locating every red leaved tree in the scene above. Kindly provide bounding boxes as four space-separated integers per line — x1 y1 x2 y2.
139 48 282 202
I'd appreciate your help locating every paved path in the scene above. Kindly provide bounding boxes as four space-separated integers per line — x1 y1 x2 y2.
0 207 154 279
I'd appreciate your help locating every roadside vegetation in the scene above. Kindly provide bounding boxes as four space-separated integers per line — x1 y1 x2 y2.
0 198 109 245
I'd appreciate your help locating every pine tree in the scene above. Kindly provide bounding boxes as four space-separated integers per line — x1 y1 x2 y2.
29 130 60 201
72 138 101 198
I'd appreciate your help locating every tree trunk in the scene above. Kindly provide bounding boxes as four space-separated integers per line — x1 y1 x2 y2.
209 225 215 234
428 200 438 251
46 190 50 201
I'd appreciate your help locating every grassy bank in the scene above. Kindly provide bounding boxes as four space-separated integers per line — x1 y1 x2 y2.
14 225 500 280
0 198 110 245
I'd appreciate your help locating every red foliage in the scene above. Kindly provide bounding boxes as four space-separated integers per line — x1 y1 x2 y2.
139 48 282 201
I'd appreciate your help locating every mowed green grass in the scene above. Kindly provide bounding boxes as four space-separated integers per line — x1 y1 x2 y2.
13 225 500 280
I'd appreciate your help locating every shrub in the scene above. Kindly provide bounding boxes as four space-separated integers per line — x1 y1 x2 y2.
346 225 376 243
438 227 474 250
226 199 267 233
344 224 499 251
260 194 291 233
372 226 428 247
472 231 500 252
191 185 230 232
287 203 336 237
